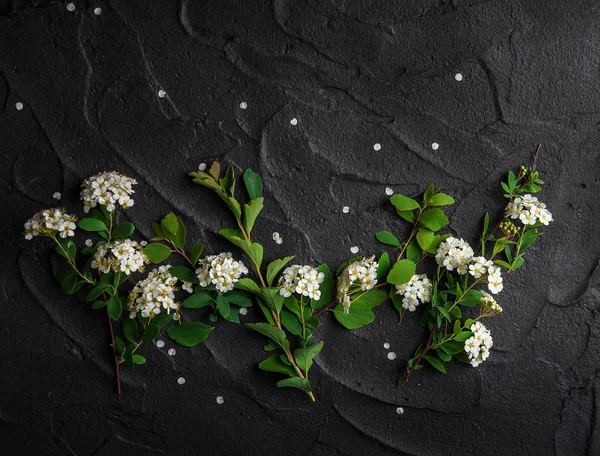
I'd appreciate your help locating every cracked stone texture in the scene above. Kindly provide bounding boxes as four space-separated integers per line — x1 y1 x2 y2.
1 0 599 455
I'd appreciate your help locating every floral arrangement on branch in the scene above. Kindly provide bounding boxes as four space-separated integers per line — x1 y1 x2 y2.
24 161 552 399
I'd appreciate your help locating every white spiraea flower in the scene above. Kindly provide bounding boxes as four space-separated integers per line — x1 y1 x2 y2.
464 322 493 367
337 256 379 314
195 252 248 293
394 274 432 312
92 239 149 275
182 282 194 293
128 265 179 319
480 290 502 315
505 194 553 226
24 208 77 240
435 237 474 275
80 171 137 213
487 266 503 294
278 265 325 300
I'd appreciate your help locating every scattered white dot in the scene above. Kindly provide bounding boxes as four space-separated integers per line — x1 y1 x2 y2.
350 246 359 254
396 407 404 415
198 163 207 171
239 101 248 110
373 143 382 151
66 3 75 12
275 238 283 245
385 187 394 196
239 307 248 316
290 118 298 126
387 352 397 360
342 206 350 214
216 396 224 405
157 89 166 98
383 342 390 349
177 377 186 385
431 142 439 150
15 102 23 111
52 192 62 200
156 340 165 348
93 7 101 15
455 73 463 81
168 348 176 356
85 239 93 247
140 240 148 246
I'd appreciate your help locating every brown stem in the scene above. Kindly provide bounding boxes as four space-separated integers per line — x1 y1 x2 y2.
168 241 195 268
399 309 406 325
106 313 122 395
396 208 423 262
313 298 336 317
404 325 436 382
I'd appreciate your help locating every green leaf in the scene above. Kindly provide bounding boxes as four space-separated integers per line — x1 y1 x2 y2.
122 317 137 343
376 252 390 282
243 168 263 200
57 266 78 294
508 171 516 191
416 228 434 250
225 292 253 307
167 321 214 347
387 259 416 285
86 283 113 302
430 193 455 206
224 307 240 323
281 310 302 336
396 209 414 223
390 194 420 211
142 324 160 342
437 349 452 362
520 228 538 250
294 341 324 374
219 165 236 197
419 209 448 232
493 237 507 255
208 161 221 182
243 197 264 235
169 265 198 283
276 377 312 394
133 355 146 365
512 256 525 270
406 240 421 262
436 305 451 321
246 322 289 351
389 287 403 314
112 222 135 239
482 213 490 237
123 344 134 369
114 336 125 355
76 218 108 232
143 243 172 263
426 234 451 255
259 355 297 377
376 231 401 247
217 295 231 318
266 255 296 287
92 300 107 310
305 316 320 328
454 331 474 342
354 289 387 308
261 288 285 316
235 278 262 295
423 354 447 373
190 243 204 266
333 302 375 329
424 184 436 203
218 228 263 267
310 264 334 310
183 291 214 309
107 296 122 320
160 213 179 237
171 216 187 251
152 223 164 238
55 240 77 263
150 313 173 328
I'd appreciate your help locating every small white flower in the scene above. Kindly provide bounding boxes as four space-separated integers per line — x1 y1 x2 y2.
436 237 473 274
464 323 493 367
337 256 379 313
80 171 137 213
128 265 179 320
195 252 248 293
23 208 78 240
395 274 432 312
505 194 553 226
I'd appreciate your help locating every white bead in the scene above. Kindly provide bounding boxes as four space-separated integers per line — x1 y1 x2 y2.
85 239 93 247
52 192 62 200
156 340 165 348
66 3 75 12
158 89 166 98
383 342 390 349
431 142 439 150
177 377 186 385
216 396 224 404
350 246 359 254
275 238 283 245
198 163 207 171
455 73 463 81
168 348 176 356
290 118 298 125
239 102 248 110
373 143 381 151
93 7 101 15
396 407 404 414
342 206 350 214
387 352 397 360
15 102 23 110
239 307 248 316
385 187 394 196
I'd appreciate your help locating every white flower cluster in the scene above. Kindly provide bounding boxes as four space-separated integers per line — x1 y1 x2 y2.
80 171 137 213
468 255 503 294
24 208 77 240
435 237 474 275
92 239 148 275
394 274 432 311
505 194 553 226
196 252 248 293
464 322 493 367
278 265 325 300
480 291 502 313
337 256 378 313
128 265 179 319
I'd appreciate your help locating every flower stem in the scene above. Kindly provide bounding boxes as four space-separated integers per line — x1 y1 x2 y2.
52 237 94 284
106 313 122 395
404 324 436 382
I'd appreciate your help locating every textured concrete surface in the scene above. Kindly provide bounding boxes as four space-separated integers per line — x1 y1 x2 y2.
1 0 599 455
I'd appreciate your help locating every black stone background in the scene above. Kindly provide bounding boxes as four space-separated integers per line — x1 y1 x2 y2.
1 0 599 455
